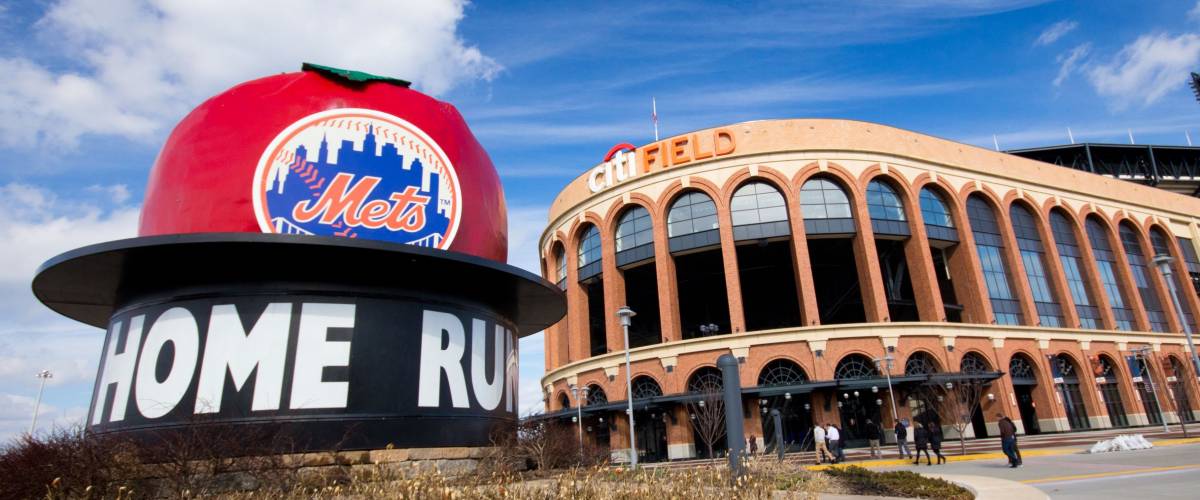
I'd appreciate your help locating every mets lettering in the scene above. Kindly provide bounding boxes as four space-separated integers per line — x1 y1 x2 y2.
291 173 431 232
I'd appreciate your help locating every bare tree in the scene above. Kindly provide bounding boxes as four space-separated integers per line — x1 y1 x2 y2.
687 385 726 460
919 380 986 456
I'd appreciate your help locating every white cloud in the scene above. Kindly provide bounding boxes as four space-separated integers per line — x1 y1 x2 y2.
1054 43 1091 87
0 183 137 442
0 393 89 440
1086 32 1200 109
1035 20 1078 46
1190 1 1200 21
85 184 131 204
0 0 500 149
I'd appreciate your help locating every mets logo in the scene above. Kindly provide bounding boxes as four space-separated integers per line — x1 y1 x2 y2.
252 108 461 249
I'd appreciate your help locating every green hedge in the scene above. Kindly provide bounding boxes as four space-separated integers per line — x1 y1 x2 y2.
824 466 973 500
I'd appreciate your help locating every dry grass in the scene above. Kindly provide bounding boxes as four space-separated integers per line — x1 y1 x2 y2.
206 458 830 500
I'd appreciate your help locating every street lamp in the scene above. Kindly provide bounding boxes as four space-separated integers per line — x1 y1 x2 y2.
1153 254 1200 378
29 370 52 435
616 306 638 467
1134 346 1170 433
571 385 587 460
873 356 899 423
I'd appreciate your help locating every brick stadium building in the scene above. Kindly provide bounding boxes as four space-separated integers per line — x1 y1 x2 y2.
536 119 1200 462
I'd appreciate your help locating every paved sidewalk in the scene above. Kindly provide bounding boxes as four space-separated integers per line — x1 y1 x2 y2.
924 473 1048 500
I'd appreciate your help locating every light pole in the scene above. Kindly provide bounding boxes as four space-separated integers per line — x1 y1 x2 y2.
571 385 586 460
1134 346 1170 433
29 370 52 435
1153 254 1200 377
873 356 899 423
616 306 638 467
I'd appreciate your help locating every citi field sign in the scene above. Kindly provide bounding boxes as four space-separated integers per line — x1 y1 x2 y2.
587 128 738 193
33 65 563 452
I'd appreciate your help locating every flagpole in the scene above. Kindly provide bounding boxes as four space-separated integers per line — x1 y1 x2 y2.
652 97 659 141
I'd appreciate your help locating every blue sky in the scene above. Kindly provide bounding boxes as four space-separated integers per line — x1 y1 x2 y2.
1 0 1198 441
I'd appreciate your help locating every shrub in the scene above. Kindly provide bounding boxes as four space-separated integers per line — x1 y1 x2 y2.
824 465 973 500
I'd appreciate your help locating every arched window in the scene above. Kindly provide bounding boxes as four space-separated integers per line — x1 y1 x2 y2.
919 188 954 228
1085 217 1134 330
904 352 939 375
615 206 654 267
800 178 852 219
960 352 991 373
868 179 909 237
1010 203 1063 327
867 180 905 222
615 206 653 252
1050 210 1101 329
731 182 788 225
1009 355 1037 381
586 385 608 406
1119 222 1168 332
1053 354 1079 381
968 195 1022 325
554 244 567 283
1096 355 1118 378
757 359 808 386
687 367 724 393
578 225 601 267
632 376 663 400
668 191 718 237
559 393 571 409
834 354 879 380
731 182 789 241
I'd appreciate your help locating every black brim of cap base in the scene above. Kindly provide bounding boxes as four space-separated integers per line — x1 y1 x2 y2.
32 233 565 336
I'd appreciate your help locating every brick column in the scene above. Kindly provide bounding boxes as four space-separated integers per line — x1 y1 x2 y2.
850 193 890 323
652 214 682 343
715 196 747 333
901 188 944 322
786 196 821 325
565 239 588 362
1033 349 1069 432
600 225 625 353
668 405 696 460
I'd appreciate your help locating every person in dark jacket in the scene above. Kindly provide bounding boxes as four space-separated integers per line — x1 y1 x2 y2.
912 422 931 465
864 419 882 458
895 419 910 458
997 413 1019 467
928 422 946 464
897 417 912 455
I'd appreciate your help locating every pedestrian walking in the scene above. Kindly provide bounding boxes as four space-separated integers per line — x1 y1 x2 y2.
912 421 931 465
928 422 945 465
826 423 842 463
895 419 910 458
813 423 834 464
997 413 1019 468
865 419 881 458
748 434 758 456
